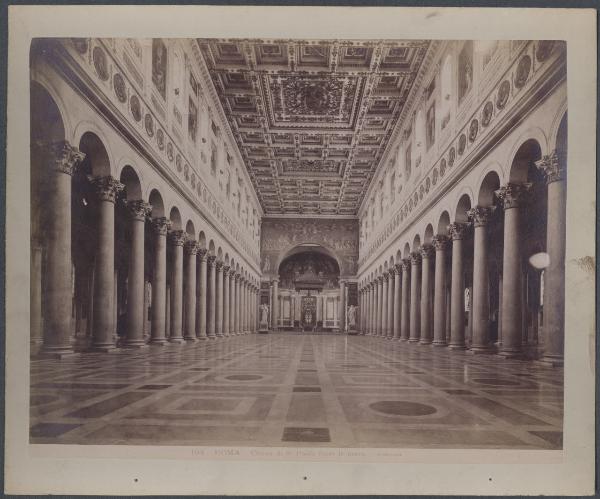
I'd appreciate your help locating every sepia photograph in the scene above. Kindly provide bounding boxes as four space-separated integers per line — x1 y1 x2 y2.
4 5 596 496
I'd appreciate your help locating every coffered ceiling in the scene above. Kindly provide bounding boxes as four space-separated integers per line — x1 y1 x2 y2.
196 38 431 216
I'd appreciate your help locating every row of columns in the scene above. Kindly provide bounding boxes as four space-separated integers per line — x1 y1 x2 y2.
359 154 566 364
36 141 259 357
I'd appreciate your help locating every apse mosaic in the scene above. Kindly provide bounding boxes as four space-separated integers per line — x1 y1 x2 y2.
197 39 431 215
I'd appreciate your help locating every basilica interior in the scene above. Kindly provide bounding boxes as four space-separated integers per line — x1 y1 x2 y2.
29 37 566 448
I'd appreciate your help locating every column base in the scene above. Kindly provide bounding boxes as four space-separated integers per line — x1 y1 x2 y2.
432 340 447 347
468 346 494 355
168 337 185 344
408 338 419 343
184 336 197 342
90 344 118 353
196 336 208 341
38 345 79 359
123 340 149 349
419 339 432 345
497 349 525 359
149 338 167 345
207 336 217 340
536 356 564 367
448 343 467 350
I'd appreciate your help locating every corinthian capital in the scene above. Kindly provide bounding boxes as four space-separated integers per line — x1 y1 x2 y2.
127 200 152 221
151 217 171 235
401 258 411 271
432 234 449 251
168 230 187 247
410 251 422 265
38 140 86 176
448 222 470 241
467 206 496 227
184 240 199 255
91 176 124 203
420 244 435 259
207 255 217 267
535 150 565 184
495 183 532 210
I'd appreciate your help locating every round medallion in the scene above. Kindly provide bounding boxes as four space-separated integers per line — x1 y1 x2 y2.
482 101 494 127
425 177 431 193
167 142 174 162
440 159 446 177
176 154 182 172
469 119 479 142
144 113 154 137
369 400 437 417
458 134 467 155
92 46 109 81
409 199 413 211
496 80 510 109
130 95 141 122
413 192 418 205
184 164 190 181
419 185 424 199
156 129 165 150
191 173 196 188
432 168 438 185
448 147 456 167
113 73 127 103
536 40 554 62
71 38 88 54
515 55 531 88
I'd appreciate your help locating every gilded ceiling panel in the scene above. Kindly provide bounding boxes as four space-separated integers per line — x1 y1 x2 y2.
197 38 431 215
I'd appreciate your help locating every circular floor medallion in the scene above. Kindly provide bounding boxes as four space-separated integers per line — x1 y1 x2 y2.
472 377 520 386
369 400 437 416
225 374 263 381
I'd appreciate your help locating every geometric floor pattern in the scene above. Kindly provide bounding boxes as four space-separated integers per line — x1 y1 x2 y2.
30 333 563 449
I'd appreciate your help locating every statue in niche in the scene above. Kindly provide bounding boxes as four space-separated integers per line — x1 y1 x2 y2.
260 304 269 326
347 305 357 328
262 256 271 273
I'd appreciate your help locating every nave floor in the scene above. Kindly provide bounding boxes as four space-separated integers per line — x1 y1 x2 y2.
29 333 563 449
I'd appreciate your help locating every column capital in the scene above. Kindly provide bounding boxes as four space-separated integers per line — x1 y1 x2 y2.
229 269 236 279
168 229 187 246
467 205 496 227
207 255 217 267
382 273 389 282
388 268 396 277
37 140 86 175
215 260 223 272
127 199 152 221
184 240 199 255
495 183 532 210
222 265 231 276
394 263 403 274
91 175 124 203
151 217 172 235
234 272 241 281
410 251 422 265
197 248 208 261
535 150 565 184
432 234 449 250
448 222 470 240
420 243 435 259
271 278 279 285
401 258 411 271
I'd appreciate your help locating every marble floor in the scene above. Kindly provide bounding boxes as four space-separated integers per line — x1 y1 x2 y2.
30 333 563 449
